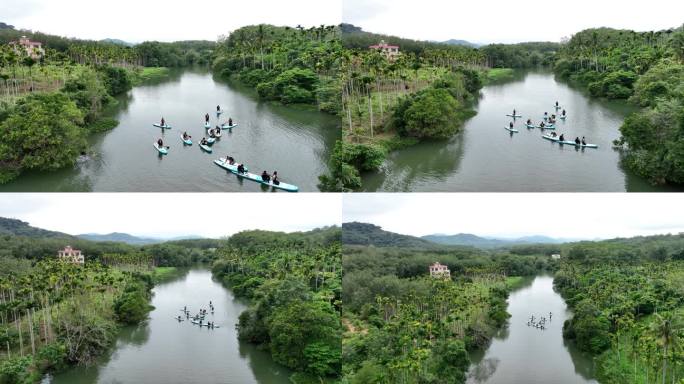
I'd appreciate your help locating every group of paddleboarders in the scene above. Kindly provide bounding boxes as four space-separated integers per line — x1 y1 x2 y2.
508 105 594 146
178 303 217 328
527 312 552 330
152 109 295 188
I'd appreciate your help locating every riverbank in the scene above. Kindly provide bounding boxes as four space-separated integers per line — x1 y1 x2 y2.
0 63 176 184
554 238 684 384
211 229 341 383
0 261 154 384
553 27 684 187
328 65 491 191
211 25 341 115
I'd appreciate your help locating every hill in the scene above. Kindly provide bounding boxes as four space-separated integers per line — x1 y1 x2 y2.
342 222 436 248
422 233 507 248
100 38 134 46
78 233 206 245
0 217 72 238
77 232 161 245
442 39 479 48
422 233 566 248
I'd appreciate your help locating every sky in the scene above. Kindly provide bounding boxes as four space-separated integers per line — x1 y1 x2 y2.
0 193 341 238
343 0 684 44
343 193 684 240
3 0 342 42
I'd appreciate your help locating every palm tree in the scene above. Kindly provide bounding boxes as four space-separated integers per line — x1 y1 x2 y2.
650 312 684 384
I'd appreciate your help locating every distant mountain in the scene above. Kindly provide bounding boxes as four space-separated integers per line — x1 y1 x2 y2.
0 22 15 30
514 235 565 244
77 233 204 245
342 222 436 248
100 38 135 47
77 232 160 245
422 233 506 248
0 217 71 238
422 233 567 248
441 39 480 48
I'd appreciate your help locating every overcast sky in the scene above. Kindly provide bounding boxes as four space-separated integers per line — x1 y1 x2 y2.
343 194 684 240
343 0 684 44
0 194 341 238
3 0 342 42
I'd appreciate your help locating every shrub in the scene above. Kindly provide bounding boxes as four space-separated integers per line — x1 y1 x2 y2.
0 92 85 182
396 88 463 139
113 281 153 325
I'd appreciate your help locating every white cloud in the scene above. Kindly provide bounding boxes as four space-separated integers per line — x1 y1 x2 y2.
343 193 684 239
0 193 341 238
343 0 684 44
6 0 342 42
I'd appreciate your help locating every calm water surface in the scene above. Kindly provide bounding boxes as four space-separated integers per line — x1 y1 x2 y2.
361 71 682 192
468 275 597 384
1 69 339 192
45 269 292 384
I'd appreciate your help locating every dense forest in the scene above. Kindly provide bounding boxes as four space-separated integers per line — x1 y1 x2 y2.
342 223 684 383
0 256 156 382
211 24 341 114
342 222 557 383
0 22 215 183
554 233 684 383
554 26 684 186
211 227 341 383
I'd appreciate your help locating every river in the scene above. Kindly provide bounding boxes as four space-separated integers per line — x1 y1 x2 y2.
0 69 339 192
44 269 292 384
467 275 597 384
361 71 682 192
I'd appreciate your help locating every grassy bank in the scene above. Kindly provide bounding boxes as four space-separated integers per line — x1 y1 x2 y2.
148 266 180 283
130 67 171 85
482 68 516 84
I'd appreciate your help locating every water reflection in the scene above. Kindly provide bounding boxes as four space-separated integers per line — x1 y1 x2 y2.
362 71 682 192
48 269 292 384
467 275 597 384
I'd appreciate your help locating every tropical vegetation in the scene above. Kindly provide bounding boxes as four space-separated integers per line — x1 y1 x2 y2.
211 227 341 383
554 26 684 185
211 24 342 114
554 233 684 383
341 222 558 383
0 22 215 183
